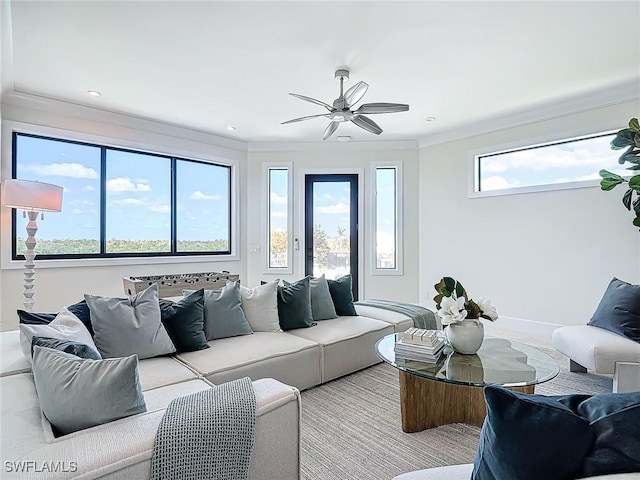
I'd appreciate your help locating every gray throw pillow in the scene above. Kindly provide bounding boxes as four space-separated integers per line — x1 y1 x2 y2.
310 275 338 320
283 275 338 321
185 281 253 340
84 284 176 359
32 346 146 436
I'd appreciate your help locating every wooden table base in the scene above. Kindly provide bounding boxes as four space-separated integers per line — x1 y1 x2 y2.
399 370 535 432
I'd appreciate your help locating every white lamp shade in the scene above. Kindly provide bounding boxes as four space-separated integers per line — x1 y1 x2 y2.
1 179 63 212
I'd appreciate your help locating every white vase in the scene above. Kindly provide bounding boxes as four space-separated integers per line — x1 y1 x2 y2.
445 319 484 354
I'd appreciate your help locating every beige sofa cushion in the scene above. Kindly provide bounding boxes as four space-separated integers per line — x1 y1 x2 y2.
288 316 395 382
176 332 321 390
137 356 199 391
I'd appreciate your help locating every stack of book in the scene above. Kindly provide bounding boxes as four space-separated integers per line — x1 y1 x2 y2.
394 328 445 363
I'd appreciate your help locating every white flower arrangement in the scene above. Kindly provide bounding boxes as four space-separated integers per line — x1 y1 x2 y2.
433 277 498 326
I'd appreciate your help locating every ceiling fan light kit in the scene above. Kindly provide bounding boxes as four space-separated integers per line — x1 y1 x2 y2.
283 69 409 140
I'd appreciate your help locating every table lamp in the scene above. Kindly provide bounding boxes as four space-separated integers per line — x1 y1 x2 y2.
1 179 63 311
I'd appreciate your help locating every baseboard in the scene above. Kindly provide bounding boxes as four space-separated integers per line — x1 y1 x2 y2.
483 316 563 342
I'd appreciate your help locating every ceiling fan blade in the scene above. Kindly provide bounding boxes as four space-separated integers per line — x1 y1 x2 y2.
281 113 330 125
343 81 369 108
289 93 332 111
351 115 383 135
355 103 409 115
323 121 340 140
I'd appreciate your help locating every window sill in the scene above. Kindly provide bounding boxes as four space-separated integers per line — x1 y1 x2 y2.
1 253 240 270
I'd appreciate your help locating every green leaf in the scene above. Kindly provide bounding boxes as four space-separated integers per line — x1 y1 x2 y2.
455 281 466 299
433 293 444 309
629 175 640 191
443 277 456 295
627 164 640 171
629 118 640 132
467 300 482 319
633 197 640 215
635 133 640 149
620 146 640 165
434 278 451 297
612 129 635 150
623 189 633 210
599 170 625 190
633 215 640 229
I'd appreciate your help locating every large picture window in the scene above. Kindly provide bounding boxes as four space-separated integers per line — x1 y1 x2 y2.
11 132 233 260
474 131 622 196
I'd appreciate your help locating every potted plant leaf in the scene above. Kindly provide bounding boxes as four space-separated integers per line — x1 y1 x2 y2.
599 118 640 228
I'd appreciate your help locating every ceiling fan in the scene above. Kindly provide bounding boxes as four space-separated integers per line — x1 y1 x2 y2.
282 69 409 140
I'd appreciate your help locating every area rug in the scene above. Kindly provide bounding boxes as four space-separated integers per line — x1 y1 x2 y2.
299 343 611 480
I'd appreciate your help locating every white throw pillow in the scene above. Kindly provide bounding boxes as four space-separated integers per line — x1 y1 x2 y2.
238 280 281 332
19 307 100 360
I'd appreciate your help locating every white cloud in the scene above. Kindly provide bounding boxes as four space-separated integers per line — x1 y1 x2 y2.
106 177 151 192
149 204 170 213
481 176 519 191
316 203 350 215
190 190 221 201
25 162 98 179
376 231 395 255
270 192 287 205
115 198 145 206
271 211 287 218
72 208 83 214
82 185 95 192
481 143 616 174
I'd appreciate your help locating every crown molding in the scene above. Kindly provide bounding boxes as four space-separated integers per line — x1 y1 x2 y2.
418 78 640 148
1 90 249 152
248 139 418 152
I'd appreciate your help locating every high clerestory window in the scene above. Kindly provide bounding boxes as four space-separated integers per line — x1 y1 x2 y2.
472 131 621 197
11 132 233 260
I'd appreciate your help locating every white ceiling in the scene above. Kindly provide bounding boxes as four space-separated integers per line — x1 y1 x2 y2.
3 1 639 145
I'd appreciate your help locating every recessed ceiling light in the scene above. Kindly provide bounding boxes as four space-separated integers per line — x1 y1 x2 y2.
337 136 351 142
425 116 436 122
87 90 102 97
227 126 237 132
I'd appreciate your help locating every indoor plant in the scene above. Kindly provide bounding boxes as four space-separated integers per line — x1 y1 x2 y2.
433 277 498 354
599 118 640 228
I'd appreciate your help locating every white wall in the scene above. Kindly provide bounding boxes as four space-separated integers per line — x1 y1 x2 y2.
0 96 248 331
246 142 420 302
419 101 640 329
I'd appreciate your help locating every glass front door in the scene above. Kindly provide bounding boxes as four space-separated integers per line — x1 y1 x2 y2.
304 174 358 299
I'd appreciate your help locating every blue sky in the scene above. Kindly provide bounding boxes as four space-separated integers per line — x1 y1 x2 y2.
479 133 624 191
16 135 229 243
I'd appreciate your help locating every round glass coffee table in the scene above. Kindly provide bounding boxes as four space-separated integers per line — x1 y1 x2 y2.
375 333 560 432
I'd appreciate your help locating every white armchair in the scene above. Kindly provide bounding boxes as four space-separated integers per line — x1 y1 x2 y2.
552 325 640 393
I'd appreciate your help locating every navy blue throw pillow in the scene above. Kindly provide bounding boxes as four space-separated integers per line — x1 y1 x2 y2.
588 277 640 342
327 275 357 316
472 386 593 480
473 387 640 480
18 301 94 336
158 289 209 353
31 336 101 360
577 391 640 476
277 277 315 331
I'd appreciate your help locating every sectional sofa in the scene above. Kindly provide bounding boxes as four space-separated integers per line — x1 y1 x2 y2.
0 304 414 479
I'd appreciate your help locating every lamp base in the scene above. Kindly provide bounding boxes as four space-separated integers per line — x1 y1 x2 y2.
23 210 39 312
